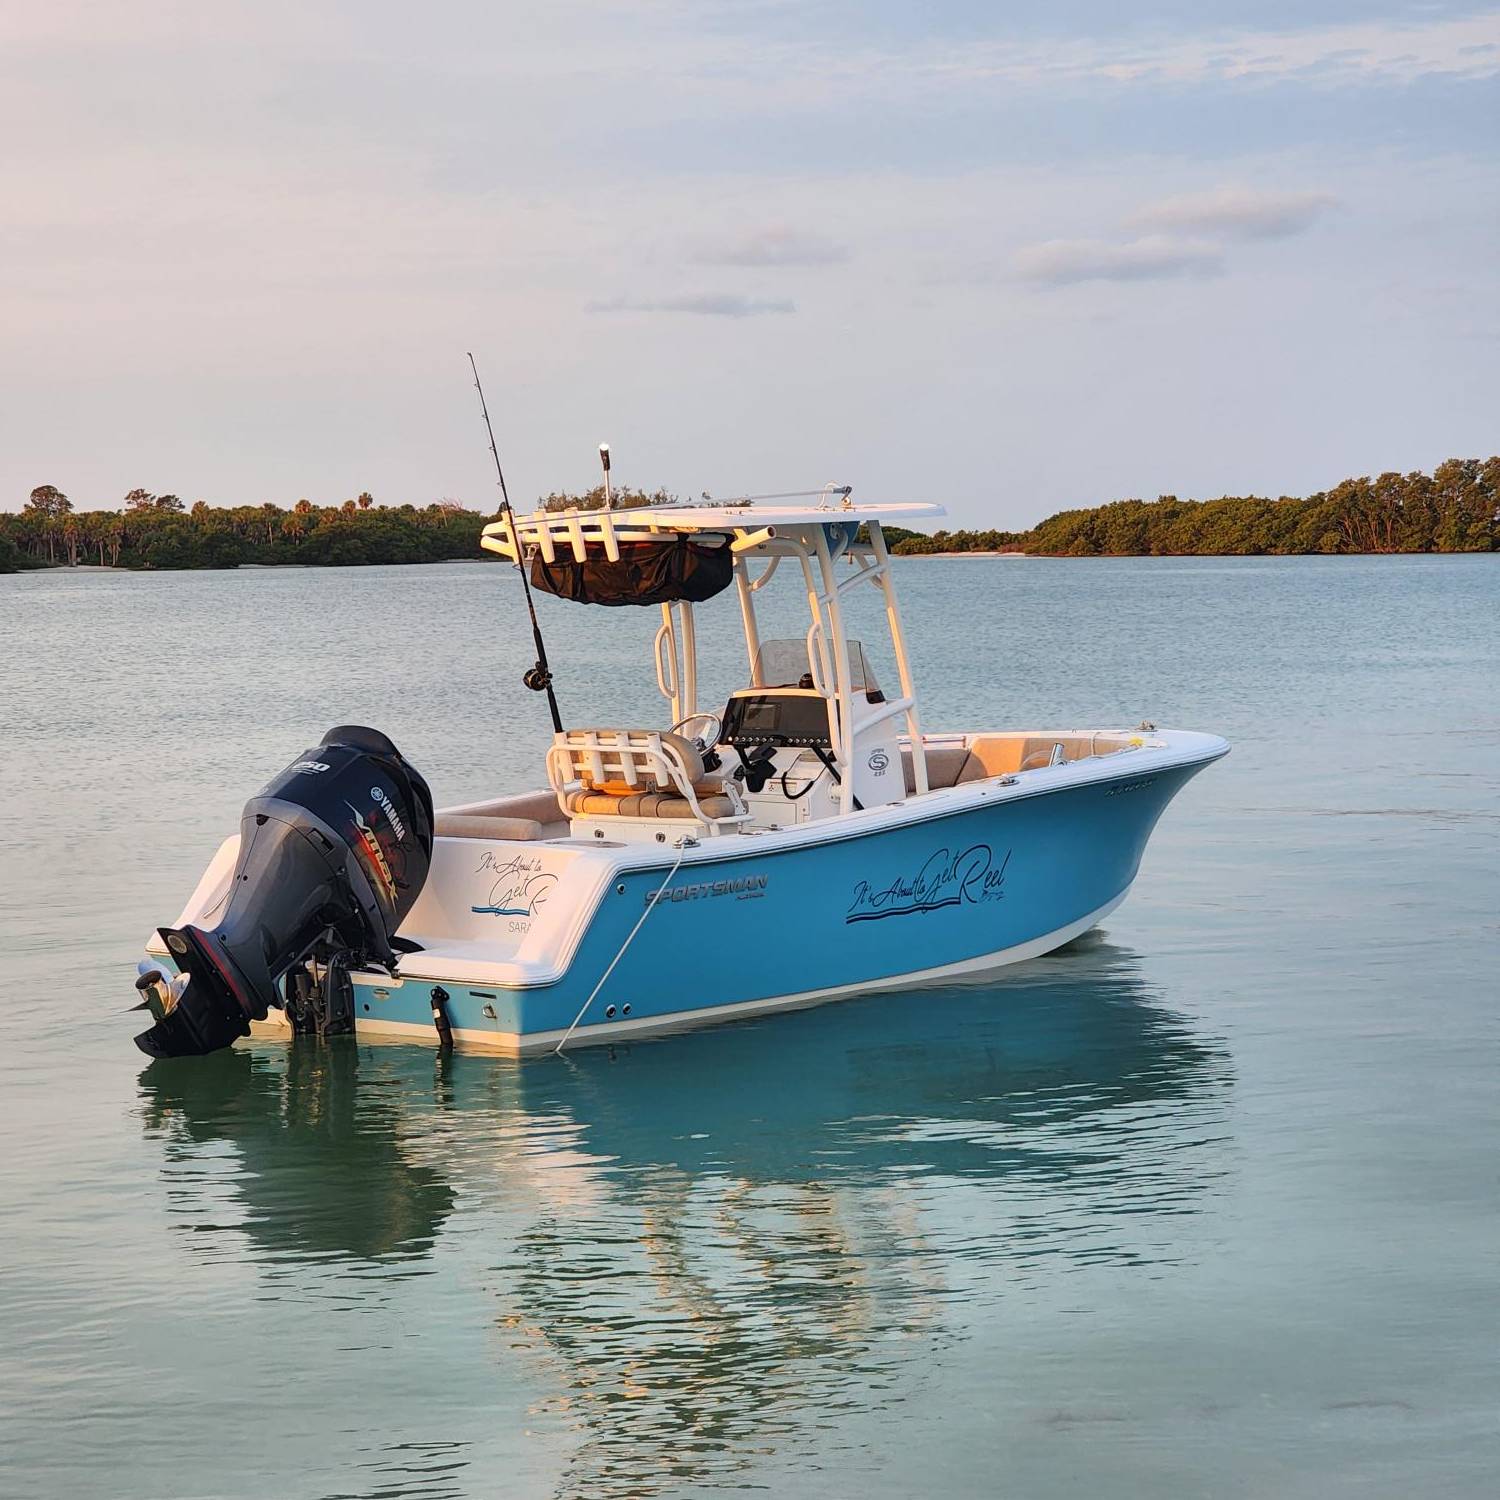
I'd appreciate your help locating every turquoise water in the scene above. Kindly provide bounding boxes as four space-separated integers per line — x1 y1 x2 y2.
1 555 1496 1498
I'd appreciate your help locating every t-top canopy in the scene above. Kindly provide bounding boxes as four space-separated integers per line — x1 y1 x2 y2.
530 533 735 607
479 496 945 607
481 499 944 561
559 499 945 531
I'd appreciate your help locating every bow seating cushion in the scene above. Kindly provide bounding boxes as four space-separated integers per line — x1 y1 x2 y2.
900 743 984 792
901 739 1026 792
901 735 1136 792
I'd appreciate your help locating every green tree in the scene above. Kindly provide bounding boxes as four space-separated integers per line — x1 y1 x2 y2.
4 458 1490 571
24 484 71 562
540 484 672 513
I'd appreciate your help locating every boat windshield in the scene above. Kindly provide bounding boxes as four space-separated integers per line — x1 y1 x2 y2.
754 638 880 693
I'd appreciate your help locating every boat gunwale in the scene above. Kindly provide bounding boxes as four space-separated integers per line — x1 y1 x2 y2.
432 728 1230 875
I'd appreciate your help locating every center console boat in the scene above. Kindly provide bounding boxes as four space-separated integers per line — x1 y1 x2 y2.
134 489 1228 1057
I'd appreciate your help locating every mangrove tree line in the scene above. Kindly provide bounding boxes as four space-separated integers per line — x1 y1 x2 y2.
2 461 1494 574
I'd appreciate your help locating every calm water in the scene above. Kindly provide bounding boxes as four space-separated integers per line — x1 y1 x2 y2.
1 555 1496 1499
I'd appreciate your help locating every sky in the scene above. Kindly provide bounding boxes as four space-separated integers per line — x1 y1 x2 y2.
2 1 1497 529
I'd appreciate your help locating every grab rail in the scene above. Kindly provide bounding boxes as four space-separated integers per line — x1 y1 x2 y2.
654 622 676 703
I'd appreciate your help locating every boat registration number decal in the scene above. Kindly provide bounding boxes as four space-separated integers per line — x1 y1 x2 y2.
846 845 1011 923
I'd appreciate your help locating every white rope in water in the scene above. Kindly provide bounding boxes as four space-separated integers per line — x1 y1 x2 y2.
553 845 688 1056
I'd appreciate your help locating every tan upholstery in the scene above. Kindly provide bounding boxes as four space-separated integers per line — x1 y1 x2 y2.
902 743 980 792
659 732 706 786
444 789 563 823
565 789 738 819
566 728 705 790
1010 735 1131 771
926 744 975 788
435 814 546 840
902 734 1134 792
549 728 744 825
963 737 1028 777
434 788 564 839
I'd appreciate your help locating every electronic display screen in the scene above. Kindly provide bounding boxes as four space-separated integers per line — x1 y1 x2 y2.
722 692 833 749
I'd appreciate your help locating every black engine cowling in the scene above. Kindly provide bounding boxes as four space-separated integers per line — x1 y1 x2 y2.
135 725 434 1059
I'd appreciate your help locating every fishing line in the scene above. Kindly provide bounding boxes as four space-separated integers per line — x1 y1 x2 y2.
467 353 564 732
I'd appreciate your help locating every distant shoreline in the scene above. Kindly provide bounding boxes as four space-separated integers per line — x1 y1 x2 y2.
898 550 1500 560
5 459 1494 573
9 551 1499 579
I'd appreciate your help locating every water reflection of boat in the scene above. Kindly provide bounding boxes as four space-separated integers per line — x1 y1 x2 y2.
137 939 1230 1498
138 1042 454 1264
456 941 1233 1497
492 934 1229 1190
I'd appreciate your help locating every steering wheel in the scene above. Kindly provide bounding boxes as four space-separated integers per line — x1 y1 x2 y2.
670 711 723 753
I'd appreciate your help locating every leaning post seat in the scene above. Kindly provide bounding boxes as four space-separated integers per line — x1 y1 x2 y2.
546 728 747 828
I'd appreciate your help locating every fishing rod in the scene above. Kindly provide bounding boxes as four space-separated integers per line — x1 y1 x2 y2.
467 353 563 733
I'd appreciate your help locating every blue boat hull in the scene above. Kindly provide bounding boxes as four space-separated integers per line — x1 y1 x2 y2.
301 757 1211 1050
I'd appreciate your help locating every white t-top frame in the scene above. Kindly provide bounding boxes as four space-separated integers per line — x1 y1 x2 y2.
480 499 945 816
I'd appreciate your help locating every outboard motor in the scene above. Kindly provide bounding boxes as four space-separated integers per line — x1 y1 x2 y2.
135 725 434 1059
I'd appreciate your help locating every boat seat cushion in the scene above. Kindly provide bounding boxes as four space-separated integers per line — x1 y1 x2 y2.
434 813 547 840
564 729 707 791
901 743 975 791
433 789 564 838
962 737 1033 777
901 737 1038 791
565 788 738 819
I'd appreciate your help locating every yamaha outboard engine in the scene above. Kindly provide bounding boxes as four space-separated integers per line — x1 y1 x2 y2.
135 725 434 1059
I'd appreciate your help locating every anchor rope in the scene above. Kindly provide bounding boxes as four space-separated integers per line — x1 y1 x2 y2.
553 844 688 1056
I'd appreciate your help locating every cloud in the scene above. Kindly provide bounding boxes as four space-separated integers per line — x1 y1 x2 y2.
1128 187 1337 241
688 227 850 267
903 14 1500 91
1013 186 1336 293
1012 235 1224 286
587 292 796 316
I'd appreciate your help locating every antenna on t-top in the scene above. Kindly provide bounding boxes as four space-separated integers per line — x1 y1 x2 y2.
599 444 612 509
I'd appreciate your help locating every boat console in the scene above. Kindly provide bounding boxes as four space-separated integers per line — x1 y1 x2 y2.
719 683 904 823
721 688 833 751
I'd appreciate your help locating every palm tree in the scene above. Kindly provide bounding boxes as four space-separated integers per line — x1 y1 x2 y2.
283 498 315 545
24 484 71 563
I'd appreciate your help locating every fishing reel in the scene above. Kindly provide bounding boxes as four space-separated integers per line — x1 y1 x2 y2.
522 662 553 693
